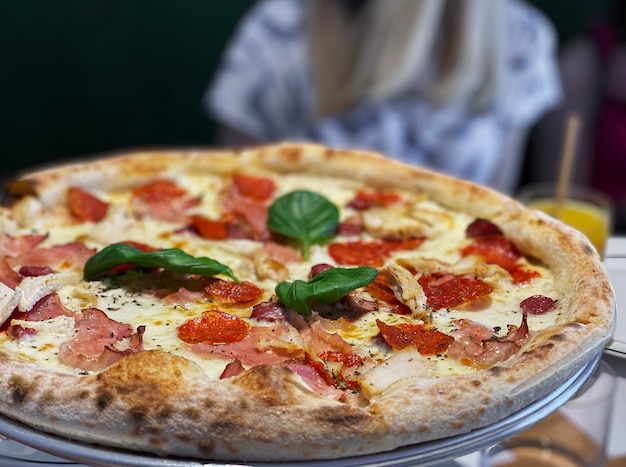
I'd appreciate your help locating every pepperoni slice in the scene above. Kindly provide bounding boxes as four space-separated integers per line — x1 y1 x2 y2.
177 309 250 344
232 174 275 200
460 236 521 271
132 179 187 202
376 320 454 355
465 218 503 238
347 190 403 210
508 265 540 285
520 295 557 314
67 187 109 222
204 279 264 304
329 241 388 266
318 351 365 368
418 273 493 310
189 215 228 240
329 238 424 267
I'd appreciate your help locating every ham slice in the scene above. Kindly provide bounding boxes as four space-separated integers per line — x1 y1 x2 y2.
187 323 304 366
447 317 529 369
58 308 144 372
7 242 96 271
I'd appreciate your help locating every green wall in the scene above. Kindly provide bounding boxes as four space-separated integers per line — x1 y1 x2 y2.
0 0 253 175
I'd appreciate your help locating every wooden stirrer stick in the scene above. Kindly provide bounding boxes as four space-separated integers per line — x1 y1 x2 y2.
554 113 581 219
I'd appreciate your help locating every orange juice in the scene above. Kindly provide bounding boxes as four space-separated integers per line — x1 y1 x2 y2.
526 198 610 258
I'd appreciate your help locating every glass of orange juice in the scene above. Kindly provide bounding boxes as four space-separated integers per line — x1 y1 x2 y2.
518 184 613 259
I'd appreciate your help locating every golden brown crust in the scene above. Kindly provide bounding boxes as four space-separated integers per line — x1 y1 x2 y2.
0 142 615 461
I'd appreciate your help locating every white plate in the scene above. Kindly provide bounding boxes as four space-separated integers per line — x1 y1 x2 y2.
0 436 79 465
605 255 626 357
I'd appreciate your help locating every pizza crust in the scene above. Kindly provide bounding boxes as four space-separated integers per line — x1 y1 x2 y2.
0 143 615 461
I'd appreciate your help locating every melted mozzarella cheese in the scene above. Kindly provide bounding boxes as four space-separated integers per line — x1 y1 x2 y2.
1 172 562 386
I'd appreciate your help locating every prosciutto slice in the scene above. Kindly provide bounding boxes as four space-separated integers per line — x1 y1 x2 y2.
58 308 144 372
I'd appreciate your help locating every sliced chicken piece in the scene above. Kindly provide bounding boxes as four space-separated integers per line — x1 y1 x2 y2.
18 271 81 312
360 201 453 239
0 282 21 326
380 263 430 320
359 347 436 400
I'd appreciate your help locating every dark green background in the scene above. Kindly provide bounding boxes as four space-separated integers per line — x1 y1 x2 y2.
0 0 611 177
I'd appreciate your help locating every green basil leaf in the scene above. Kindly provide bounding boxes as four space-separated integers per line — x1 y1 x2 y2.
83 243 239 282
267 190 339 260
275 266 378 317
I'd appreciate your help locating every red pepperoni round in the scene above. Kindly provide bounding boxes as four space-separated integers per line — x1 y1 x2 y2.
329 238 424 267
376 320 454 355
418 273 493 310
132 180 187 202
205 279 264 304
189 215 228 240
328 241 388 266
520 295 557 314
67 187 109 222
465 218 503 238
177 309 250 344
461 236 520 271
509 265 541 285
232 174 275 200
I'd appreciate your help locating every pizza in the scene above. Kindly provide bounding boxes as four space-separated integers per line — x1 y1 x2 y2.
0 143 615 462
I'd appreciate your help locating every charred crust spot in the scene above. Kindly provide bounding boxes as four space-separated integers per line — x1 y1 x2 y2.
451 420 464 429
487 366 505 377
540 343 555 351
96 390 113 411
202 398 216 410
581 243 595 257
211 420 239 435
198 439 215 456
148 436 166 448
130 409 145 423
40 390 56 405
317 407 371 430
8 375 36 406
174 431 194 443
232 365 300 407
235 399 250 411
323 147 336 159
279 146 303 163
471 380 481 388
418 423 429 432
156 405 172 421
182 408 201 421
550 333 565 342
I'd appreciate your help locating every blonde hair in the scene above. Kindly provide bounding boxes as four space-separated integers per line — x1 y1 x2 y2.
308 0 506 117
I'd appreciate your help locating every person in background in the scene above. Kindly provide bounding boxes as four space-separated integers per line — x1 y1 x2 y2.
204 0 561 195
527 0 626 231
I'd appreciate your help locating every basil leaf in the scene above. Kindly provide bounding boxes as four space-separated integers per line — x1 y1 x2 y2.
275 266 378 317
83 243 239 282
267 190 339 260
